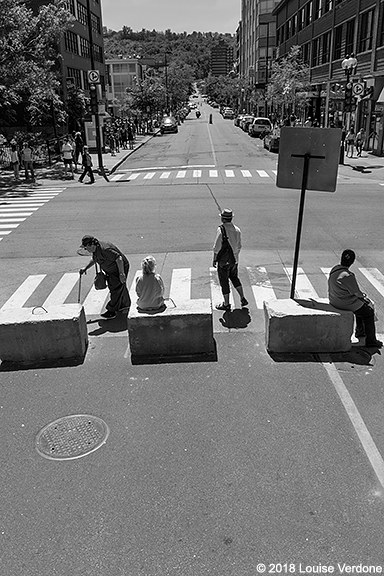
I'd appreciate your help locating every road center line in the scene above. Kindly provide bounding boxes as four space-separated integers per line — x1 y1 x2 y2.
206 123 217 166
320 354 384 489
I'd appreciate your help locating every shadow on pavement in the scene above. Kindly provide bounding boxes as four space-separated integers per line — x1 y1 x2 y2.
218 308 251 329
268 346 379 370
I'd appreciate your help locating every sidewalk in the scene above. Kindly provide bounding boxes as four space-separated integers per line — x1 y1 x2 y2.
0 131 158 190
338 148 384 180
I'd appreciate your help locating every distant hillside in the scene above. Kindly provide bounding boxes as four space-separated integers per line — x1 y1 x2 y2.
103 27 236 79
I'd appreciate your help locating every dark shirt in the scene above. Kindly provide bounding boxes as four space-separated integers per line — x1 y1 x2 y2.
93 241 128 274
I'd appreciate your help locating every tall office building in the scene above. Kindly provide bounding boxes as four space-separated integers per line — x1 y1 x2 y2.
210 40 234 76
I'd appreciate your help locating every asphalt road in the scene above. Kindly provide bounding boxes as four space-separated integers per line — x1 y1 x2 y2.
1 102 384 574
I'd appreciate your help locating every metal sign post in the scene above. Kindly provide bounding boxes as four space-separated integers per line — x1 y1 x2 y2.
276 127 342 299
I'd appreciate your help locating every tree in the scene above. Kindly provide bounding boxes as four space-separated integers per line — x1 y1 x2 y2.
0 0 74 123
266 46 311 116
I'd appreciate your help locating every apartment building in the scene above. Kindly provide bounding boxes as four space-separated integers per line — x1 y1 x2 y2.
273 0 384 154
106 58 143 115
210 40 234 76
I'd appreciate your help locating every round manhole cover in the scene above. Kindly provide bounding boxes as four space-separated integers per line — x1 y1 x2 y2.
36 414 109 461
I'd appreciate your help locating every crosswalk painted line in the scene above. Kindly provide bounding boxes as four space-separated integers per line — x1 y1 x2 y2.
111 173 125 181
110 168 279 182
3 265 384 323
241 170 252 177
0 188 65 240
193 170 202 177
247 266 276 309
285 266 319 299
256 170 269 177
160 172 171 179
225 170 235 177
127 173 140 180
209 170 218 177
176 170 187 178
143 172 155 179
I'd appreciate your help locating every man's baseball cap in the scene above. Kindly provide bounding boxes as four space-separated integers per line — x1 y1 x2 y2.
221 209 233 220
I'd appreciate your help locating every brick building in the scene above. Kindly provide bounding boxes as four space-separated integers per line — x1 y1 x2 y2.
273 0 384 154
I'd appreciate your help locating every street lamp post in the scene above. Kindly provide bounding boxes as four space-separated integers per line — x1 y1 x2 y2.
341 53 357 130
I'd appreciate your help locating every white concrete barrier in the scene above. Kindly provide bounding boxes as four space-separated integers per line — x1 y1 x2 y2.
0 304 88 366
128 299 217 364
264 298 354 354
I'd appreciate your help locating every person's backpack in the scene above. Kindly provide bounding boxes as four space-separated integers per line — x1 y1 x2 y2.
216 225 236 267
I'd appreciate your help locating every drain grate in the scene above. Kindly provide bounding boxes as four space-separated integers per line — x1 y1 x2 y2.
36 414 109 461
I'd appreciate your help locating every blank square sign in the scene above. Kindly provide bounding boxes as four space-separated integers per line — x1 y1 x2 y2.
276 127 342 192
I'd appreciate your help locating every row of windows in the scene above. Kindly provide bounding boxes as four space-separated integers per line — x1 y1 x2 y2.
64 31 103 62
298 10 378 67
278 7 377 63
64 0 101 31
278 2 376 54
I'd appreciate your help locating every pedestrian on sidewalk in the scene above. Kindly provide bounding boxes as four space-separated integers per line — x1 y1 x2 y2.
355 128 366 157
135 256 166 312
109 133 116 156
78 146 95 184
21 142 35 181
79 235 131 319
61 136 74 179
127 123 135 149
10 144 20 181
212 208 248 311
74 132 84 172
345 127 356 157
328 249 382 348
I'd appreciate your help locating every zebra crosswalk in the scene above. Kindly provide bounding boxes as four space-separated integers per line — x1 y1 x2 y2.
2 264 384 333
110 168 278 183
0 188 64 240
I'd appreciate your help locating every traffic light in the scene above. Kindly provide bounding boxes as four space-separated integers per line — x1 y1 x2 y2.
89 83 98 114
344 82 352 112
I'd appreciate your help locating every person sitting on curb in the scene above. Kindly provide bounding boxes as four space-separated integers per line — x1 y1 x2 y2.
328 249 382 348
135 255 166 313
212 208 248 311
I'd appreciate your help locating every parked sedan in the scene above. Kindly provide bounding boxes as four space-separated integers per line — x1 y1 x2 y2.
160 116 178 134
249 117 272 137
240 115 255 132
222 108 235 119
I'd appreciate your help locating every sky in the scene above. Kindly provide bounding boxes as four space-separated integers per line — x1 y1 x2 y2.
101 0 240 34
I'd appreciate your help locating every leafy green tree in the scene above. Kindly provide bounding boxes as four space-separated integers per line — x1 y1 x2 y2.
0 0 74 123
266 45 311 115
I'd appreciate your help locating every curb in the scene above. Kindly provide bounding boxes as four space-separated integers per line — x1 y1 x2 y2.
107 131 160 175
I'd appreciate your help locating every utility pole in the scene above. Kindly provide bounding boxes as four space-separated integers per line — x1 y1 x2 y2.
85 0 108 181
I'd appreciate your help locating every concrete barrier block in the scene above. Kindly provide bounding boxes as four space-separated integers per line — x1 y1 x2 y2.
264 298 354 354
128 299 217 364
0 304 88 366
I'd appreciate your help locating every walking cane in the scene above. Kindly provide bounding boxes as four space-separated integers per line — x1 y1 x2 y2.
78 272 82 304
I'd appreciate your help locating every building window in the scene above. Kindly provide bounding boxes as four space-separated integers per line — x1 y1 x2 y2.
297 9 303 31
77 2 88 26
312 37 320 66
64 30 78 54
313 0 321 21
93 44 103 63
79 36 90 59
285 21 290 39
378 4 384 47
322 31 331 63
333 25 343 59
302 42 310 64
64 0 75 15
358 9 374 52
304 1 312 27
290 14 297 36
67 67 82 88
82 70 89 91
323 0 332 14
91 12 101 34
345 20 355 55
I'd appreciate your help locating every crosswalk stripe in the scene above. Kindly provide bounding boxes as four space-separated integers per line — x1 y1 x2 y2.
160 172 171 179
143 172 155 179
176 170 186 178
241 170 252 177
272 170 277 175
0 213 33 217
0 203 45 208
193 170 202 177
0 231 12 235
285 267 320 299
225 170 235 177
0 223 20 229
111 174 124 181
209 170 218 177
83 285 108 315
0 208 39 212
169 269 191 301
42 273 79 307
0 218 26 223
247 266 277 309
0 274 46 311
209 267 235 307
256 170 269 177
128 173 139 180
359 268 384 298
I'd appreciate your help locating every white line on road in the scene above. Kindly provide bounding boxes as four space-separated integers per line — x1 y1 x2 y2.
0 218 26 223
0 223 20 228
0 208 39 212
241 170 252 177
209 170 218 177
247 266 276 309
0 213 33 217
321 355 384 490
0 275 46 311
169 269 191 301
160 172 171 179
193 170 202 178
42 273 79 308
225 170 235 177
176 170 186 178
285 266 320 299
110 174 124 181
127 173 140 180
256 170 270 177
359 268 384 297
143 172 155 179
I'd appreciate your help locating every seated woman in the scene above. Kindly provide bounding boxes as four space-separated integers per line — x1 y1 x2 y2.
135 256 166 312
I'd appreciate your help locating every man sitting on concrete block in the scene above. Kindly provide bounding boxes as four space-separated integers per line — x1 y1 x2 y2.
328 249 382 348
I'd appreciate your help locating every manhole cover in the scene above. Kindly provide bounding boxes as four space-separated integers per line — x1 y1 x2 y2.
36 414 109 461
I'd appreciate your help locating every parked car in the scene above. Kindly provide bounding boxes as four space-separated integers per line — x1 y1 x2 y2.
263 128 280 152
234 114 245 127
160 116 178 134
249 117 272 137
240 115 255 132
211 101 220 108
223 108 235 119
